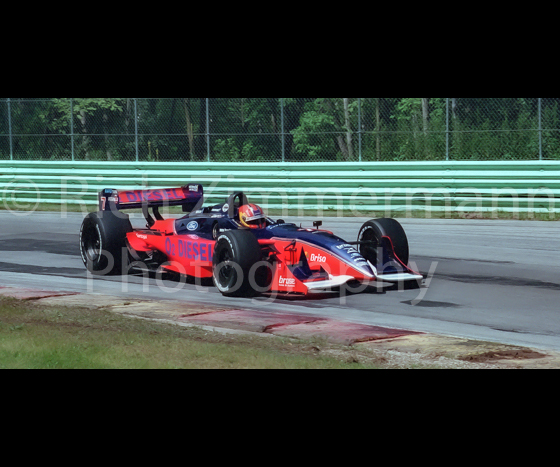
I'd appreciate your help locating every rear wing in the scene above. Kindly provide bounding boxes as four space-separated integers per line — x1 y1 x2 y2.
99 184 204 217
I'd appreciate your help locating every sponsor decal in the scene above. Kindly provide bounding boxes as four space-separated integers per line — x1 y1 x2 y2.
120 188 185 204
187 221 199 231
308 253 327 263
279 276 296 287
336 243 370 267
336 243 358 254
222 204 229 213
165 238 214 262
100 196 118 206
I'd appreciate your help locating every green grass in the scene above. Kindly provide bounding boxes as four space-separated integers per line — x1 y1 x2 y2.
0 297 380 369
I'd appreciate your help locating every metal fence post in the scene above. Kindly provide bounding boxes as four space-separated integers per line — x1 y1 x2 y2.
70 98 75 161
281 98 285 163
206 98 211 162
7 98 13 160
538 97 543 161
446 98 450 161
358 98 362 162
134 98 139 162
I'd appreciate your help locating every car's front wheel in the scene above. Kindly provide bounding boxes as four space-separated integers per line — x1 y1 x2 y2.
212 230 264 297
358 218 410 268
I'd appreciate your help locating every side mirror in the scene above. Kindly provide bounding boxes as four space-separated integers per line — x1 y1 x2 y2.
313 221 323 230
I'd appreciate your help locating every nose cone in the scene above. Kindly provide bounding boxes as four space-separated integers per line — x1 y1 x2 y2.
333 243 376 278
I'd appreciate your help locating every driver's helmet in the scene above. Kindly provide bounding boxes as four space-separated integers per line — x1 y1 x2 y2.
239 204 267 230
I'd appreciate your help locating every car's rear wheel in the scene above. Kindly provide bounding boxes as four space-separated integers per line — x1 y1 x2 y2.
212 230 263 297
358 218 410 267
80 211 133 275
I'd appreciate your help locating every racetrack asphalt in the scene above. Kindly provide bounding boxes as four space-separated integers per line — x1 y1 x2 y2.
1 210 560 362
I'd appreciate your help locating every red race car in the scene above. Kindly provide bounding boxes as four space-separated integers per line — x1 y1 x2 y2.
80 184 423 298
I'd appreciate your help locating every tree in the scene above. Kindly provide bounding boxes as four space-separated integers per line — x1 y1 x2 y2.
343 98 354 161
49 98 126 160
3 97 556 162
422 98 430 134
183 98 195 161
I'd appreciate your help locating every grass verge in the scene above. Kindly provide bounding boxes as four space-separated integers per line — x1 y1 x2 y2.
0 297 383 369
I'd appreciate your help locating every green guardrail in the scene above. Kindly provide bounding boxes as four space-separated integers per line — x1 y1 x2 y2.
1 161 560 217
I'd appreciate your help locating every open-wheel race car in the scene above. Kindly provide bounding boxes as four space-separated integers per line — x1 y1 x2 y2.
79 184 423 298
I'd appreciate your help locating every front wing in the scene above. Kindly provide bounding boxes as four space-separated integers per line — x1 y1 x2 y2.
258 237 423 296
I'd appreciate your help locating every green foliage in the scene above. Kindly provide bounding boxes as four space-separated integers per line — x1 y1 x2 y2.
292 109 337 160
1 98 559 161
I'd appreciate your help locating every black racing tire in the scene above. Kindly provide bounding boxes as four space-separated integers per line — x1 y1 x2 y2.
80 211 133 276
358 218 410 267
212 230 263 298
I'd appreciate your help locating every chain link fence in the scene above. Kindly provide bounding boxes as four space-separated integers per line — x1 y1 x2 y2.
1 98 559 162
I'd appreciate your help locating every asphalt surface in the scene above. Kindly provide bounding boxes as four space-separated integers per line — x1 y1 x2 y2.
1 210 560 351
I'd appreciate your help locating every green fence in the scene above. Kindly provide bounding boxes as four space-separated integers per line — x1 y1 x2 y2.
1 161 559 218
3 98 560 163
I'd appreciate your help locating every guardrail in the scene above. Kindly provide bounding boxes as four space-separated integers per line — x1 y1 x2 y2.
1 161 559 218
